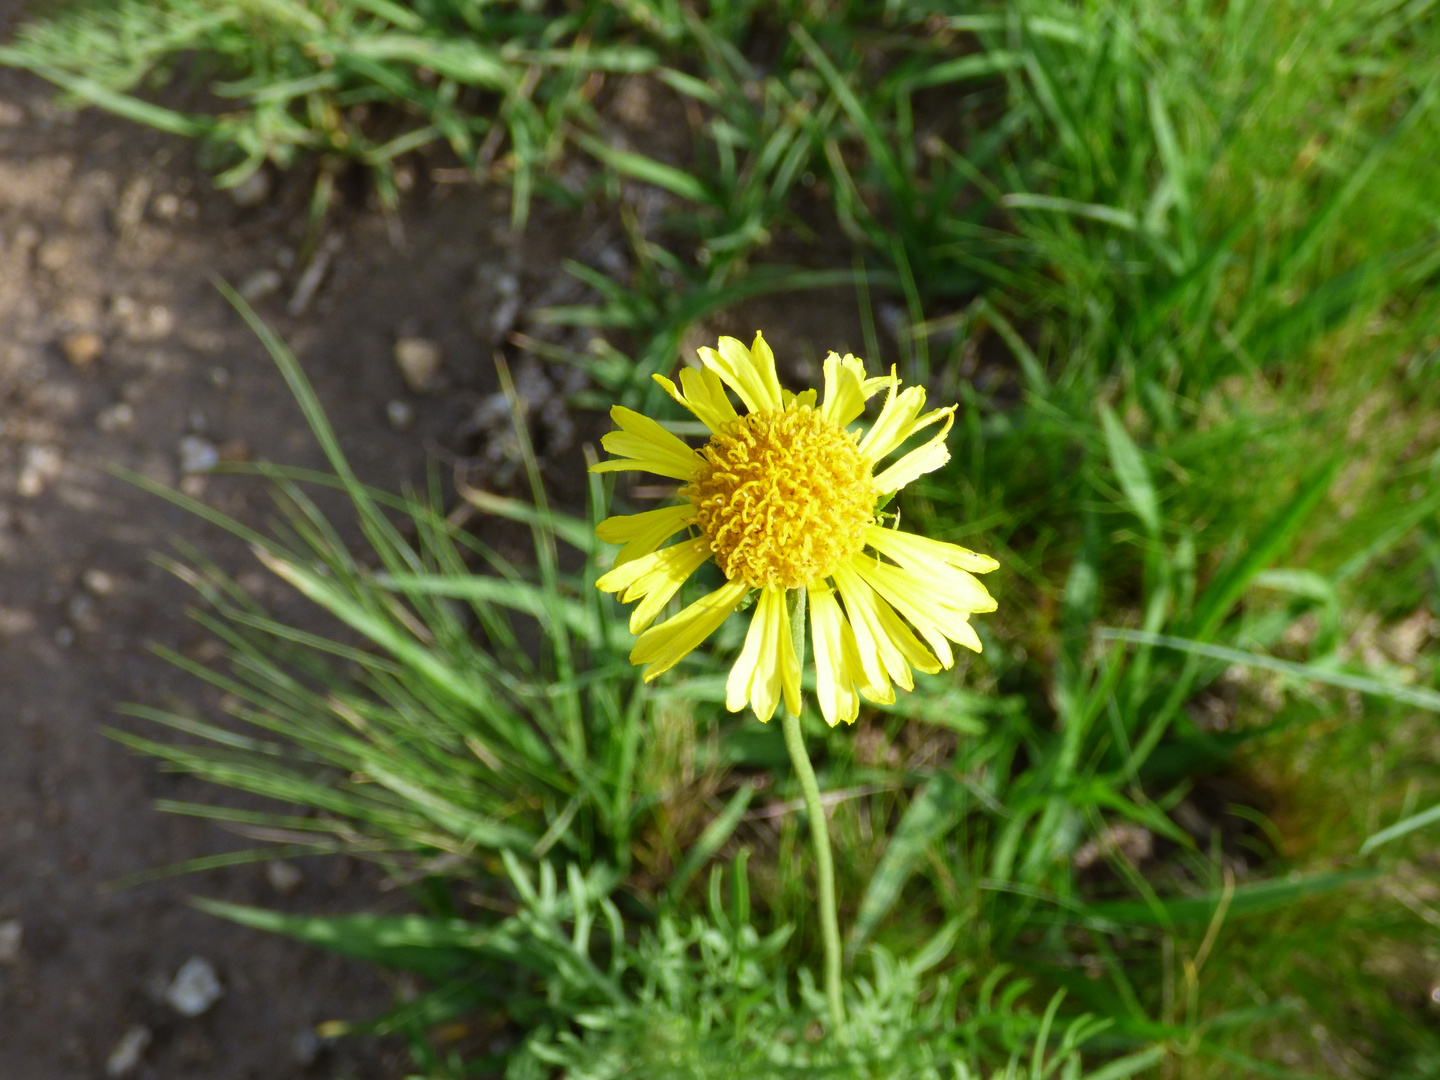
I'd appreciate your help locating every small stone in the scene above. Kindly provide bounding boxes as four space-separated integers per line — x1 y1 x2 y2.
0 608 36 636
491 273 521 338
105 1025 152 1078
228 169 272 209
165 957 224 1017
61 331 103 369
178 435 219 474
128 304 174 341
152 192 181 219
292 1028 324 1067
17 445 62 497
60 294 101 326
0 920 21 962
111 297 174 340
83 569 117 596
67 594 99 633
209 365 232 389
37 237 76 271
237 268 283 302
385 399 415 432
394 337 443 392
266 860 303 895
0 101 24 127
54 626 74 649
179 475 208 498
218 439 251 463
96 403 135 433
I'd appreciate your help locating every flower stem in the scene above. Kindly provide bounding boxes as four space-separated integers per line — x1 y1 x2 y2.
782 587 846 1034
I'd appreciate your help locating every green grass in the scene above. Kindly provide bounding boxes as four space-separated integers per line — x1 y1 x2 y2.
11 0 1440 1076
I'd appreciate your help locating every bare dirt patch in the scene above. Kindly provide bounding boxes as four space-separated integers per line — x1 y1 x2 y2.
0 51 584 1079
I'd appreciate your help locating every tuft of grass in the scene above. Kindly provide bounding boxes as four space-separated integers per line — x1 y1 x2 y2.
16 0 1440 1074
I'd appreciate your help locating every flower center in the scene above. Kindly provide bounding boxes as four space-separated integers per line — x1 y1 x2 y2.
686 405 875 590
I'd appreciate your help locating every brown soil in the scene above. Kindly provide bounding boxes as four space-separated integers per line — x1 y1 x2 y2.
0 51 571 1080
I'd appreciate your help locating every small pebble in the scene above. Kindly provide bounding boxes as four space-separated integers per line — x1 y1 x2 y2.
105 1025 152 1078
237 268 283 302
112 297 174 341
67 593 99 633
292 1027 324 1067
218 439 250 463
37 238 74 270
209 365 232 389
0 919 21 962
386 399 415 431
228 169 272 209
0 100 24 126
135 305 175 341
0 608 36 636
61 331 103 369
178 435 219 474
83 569 117 596
165 956 224 1017
96 403 135 433
17 445 62 497
152 192 181 219
394 337 443 392
266 860 304 895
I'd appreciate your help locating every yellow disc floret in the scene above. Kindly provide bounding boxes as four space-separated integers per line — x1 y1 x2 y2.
686 405 875 590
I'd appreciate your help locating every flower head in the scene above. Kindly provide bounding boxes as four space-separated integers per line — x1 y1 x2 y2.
592 332 998 727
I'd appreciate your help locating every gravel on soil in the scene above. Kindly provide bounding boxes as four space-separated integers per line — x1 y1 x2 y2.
0 52 578 1079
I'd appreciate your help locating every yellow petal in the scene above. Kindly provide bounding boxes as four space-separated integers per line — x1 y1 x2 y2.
590 405 701 481
653 366 738 433
595 538 711 634
809 582 866 726
596 504 696 567
872 408 955 493
851 558 984 667
864 525 1000 583
833 562 940 695
857 374 952 465
631 579 749 681
725 586 799 723
699 333 782 414
819 352 887 428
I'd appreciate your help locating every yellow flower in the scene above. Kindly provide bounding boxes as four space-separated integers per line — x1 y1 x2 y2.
592 332 998 727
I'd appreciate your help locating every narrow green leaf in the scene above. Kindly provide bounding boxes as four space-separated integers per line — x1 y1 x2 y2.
847 774 965 955
192 899 502 980
1099 403 1161 536
0 57 213 137
907 52 1025 89
667 782 757 904
1362 801 1440 855
1186 459 1338 642
1083 869 1375 927
1084 1046 1168 1080
572 131 713 204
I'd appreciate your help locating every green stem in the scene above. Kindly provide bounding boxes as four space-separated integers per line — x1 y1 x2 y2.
781 588 846 1034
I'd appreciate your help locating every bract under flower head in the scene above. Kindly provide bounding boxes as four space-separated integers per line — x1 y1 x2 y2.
592 332 997 727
